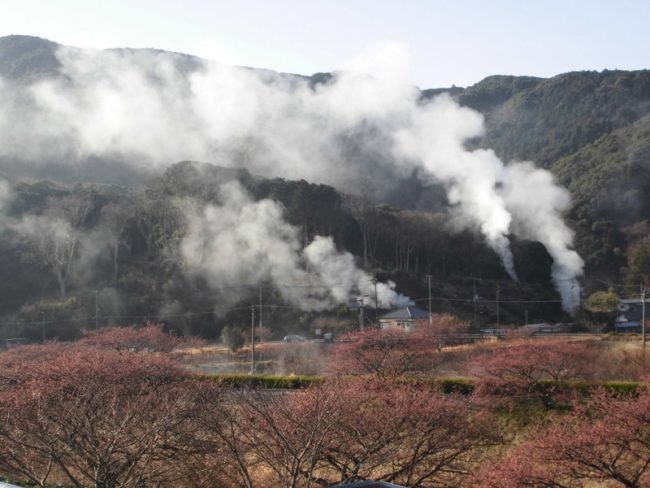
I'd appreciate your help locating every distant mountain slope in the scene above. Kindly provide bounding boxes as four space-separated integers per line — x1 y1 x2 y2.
469 70 650 167
553 113 650 223
0 35 61 80
0 34 312 85
2 34 650 286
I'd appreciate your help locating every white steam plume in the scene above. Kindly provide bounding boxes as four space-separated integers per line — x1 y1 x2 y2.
501 162 584 312
0 43 583 311
181 181 413 310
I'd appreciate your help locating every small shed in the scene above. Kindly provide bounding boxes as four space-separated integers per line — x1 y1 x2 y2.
378 306 430 330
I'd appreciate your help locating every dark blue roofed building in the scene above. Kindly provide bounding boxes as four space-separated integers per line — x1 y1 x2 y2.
614 298 649 333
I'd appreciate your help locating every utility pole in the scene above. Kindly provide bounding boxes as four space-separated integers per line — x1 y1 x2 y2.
496 285 500 336
259 283 263 343
94 289 99 329
374 278 379 324
250 306 255 375
426 274 432 325
473 278 479 330
641 285 646 360
525 308 528 326
359 297 365 330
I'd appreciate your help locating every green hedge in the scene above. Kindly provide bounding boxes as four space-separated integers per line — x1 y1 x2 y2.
197 373 643 397
437 378 475 395
537 379 643 396
200 373 325 389
199 373 476 393
601 380 644 396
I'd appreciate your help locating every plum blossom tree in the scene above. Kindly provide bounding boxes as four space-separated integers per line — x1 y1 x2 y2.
231 378 498 487
0 346 196 488
327 315 465 378
474 385 650 488
79 323 186 352
326 327 434 377
470 340 597 406
322 378 498 486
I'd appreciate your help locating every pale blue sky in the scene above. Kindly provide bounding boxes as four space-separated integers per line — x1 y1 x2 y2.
1 0 649 88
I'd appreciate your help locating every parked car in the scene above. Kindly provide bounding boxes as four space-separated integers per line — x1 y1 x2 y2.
283 334 305 343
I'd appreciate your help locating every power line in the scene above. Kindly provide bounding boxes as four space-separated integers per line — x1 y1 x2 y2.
0 285 577 329
410 296 563 304
0 306 255 328
238 279 377 289
0 301 326 328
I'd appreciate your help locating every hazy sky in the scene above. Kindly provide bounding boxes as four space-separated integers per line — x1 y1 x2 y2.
1 0 649 87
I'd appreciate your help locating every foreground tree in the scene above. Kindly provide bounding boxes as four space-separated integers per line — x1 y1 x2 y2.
222 378 499 487
237 381 343 487
319 378 498 486
474 386 650 487
172 382 258 488
0 347 196 488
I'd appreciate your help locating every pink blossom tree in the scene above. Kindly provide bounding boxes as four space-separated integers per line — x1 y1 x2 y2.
0 347 196 487
474 385 650 487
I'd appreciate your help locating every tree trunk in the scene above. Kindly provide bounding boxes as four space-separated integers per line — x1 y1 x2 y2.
112 241 120 282
362 228 368 268
56 268 66 300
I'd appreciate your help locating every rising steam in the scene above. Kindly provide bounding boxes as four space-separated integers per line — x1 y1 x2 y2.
0 42 584 312
180 181 413 310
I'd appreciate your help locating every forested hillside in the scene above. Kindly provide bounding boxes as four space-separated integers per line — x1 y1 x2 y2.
1 162 554 341
1 35 650 341
427 70 650 292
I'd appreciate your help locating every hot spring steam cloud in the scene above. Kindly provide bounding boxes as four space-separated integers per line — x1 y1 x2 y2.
180 181 413 310
0 42 584 312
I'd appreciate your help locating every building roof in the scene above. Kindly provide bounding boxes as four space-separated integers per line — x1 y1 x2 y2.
379 306 430 320
616 322 641 328
617 306 644 322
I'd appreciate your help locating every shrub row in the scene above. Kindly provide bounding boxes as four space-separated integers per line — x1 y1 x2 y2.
198 374 643 396
200 373 325 389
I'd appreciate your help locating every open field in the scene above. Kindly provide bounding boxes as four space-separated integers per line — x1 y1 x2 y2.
183 333 648 380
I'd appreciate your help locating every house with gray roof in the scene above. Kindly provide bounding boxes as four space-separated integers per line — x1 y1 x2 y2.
378 306 430 330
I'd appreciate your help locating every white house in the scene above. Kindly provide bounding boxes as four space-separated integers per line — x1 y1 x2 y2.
378 306 430 330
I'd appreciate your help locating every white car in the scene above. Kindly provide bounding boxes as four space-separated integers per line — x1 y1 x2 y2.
283 334 305 343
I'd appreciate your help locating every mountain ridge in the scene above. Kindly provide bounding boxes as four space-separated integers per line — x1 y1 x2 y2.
2 34 650 307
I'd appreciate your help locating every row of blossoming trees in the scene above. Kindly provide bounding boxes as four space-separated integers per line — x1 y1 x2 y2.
0 322 649 487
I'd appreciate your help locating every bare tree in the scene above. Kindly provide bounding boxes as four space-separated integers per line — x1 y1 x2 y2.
100 201 132 281
344 195 382 268
16 194 92 299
